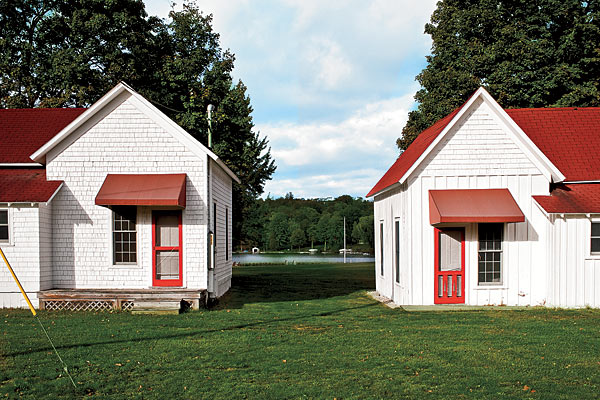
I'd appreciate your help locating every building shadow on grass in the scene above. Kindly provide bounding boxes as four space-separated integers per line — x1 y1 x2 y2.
7 301 380 358
218 263 375 309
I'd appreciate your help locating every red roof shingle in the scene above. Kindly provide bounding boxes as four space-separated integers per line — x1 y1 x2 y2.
0 169 62 202
0 108 86 163
533 184 600 214
507 108 600 182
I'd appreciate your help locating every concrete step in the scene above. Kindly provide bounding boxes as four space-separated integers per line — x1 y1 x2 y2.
132 300 182 314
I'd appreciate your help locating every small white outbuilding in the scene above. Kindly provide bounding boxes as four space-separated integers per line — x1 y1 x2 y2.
0 83 240 310
368 87 600 308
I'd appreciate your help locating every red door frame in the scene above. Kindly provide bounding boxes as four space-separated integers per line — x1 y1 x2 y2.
152 210 183 287
434 227 465 304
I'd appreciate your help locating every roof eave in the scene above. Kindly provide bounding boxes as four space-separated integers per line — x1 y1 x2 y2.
29 82 241 184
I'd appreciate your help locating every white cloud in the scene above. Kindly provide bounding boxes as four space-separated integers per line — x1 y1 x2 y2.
259 92 416 198
142 0 438 198
303 38 353 90
264 168 383 199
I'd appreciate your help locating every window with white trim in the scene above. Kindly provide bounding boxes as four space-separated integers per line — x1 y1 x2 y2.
394 220 400 283
380 222 384 275
0 210 8 242
113 207 137 264
591 222 600 255
478 223 502 284
226 207 229 261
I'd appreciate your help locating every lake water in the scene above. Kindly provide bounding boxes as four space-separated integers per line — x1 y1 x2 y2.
233 253 375 264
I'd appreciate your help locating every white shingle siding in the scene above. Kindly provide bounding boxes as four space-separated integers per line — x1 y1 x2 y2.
419 99 539 177
211 159 233 297
0 206 42 307
375 97 553 307
46 94 208 290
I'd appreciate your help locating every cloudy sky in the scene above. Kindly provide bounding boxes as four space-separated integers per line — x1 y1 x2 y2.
144 0 438 199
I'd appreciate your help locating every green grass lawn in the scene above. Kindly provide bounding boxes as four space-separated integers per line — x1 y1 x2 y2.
1 262 599 399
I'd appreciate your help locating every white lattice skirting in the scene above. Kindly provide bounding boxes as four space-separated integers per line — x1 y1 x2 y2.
43 300 133 312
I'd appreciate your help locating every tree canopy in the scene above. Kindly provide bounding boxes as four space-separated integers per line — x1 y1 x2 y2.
398 0 600 150
244 195 374 253
0 0 275 244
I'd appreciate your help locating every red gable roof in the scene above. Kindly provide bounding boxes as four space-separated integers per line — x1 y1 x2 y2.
366 108 462 197
0 169 62 202
367 100 600 197
507 108 600 182
0 108 86 163
533 184 600 214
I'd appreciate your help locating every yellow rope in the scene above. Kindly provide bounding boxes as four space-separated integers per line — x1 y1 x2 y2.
0 247 36 316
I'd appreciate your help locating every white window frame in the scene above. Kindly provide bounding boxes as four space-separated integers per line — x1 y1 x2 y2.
110 207 138 266
0 208 11 245
591 220 600 257
477 223 504 286
394 218 400 284
379 221 384 276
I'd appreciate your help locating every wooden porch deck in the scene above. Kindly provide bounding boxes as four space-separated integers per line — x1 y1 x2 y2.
38 288 207 312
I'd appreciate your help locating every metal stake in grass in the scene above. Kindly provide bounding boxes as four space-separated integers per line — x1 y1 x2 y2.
0 247 77 389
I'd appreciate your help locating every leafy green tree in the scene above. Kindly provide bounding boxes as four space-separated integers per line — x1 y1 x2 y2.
352 215 374 248
266 212 289 250
315 213 332 247
290 227 306 251
398 0 600 150
242 199 268 248
327 214 344 251
294 207 320 232
0 1 275 246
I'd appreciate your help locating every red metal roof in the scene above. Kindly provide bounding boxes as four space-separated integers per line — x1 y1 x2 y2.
0 108 86 163
95 174 187 208
533 184 600 214
0 169 62 202
367 100 600 197
429 189 525 225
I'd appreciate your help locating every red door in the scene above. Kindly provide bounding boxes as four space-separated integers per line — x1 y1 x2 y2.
434 228 465 304
152 210 183 287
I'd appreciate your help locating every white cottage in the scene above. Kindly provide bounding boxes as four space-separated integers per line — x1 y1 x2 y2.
0 83 239 310
368 87 600 308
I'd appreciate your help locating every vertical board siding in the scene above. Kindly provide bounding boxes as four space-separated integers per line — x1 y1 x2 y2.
548 216 600 307
374 97 555 306
210 159 233 297
46 95 208 290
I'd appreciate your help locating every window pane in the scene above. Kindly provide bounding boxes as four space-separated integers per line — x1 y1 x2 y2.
478 223 503 284
440 230 461 271
156 215 179 246
591 238 600 253
380 223 384 275
0 226 7 241
0 211 7 225
395 221 400 283
592 223 600 237
113 207 137 264
156 251 179 280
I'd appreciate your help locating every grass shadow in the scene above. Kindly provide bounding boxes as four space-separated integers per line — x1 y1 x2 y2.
217 262 375 308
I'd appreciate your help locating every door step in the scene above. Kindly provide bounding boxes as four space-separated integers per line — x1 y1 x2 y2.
132 300 182 314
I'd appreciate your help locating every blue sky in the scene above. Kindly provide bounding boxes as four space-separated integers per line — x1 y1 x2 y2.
144 0 438 199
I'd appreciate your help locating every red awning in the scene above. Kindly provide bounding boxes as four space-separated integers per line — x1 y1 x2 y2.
95 174 186 208
429 189 524 225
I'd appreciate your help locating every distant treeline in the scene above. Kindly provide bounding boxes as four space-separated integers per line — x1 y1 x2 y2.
240 193 374 252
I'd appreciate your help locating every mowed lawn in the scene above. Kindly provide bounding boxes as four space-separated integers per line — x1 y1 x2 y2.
1 263 600 399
